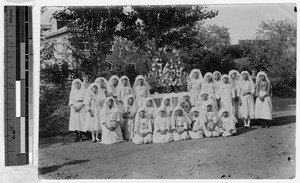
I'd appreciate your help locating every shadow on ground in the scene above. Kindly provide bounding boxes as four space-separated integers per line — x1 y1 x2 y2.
39 159 90 175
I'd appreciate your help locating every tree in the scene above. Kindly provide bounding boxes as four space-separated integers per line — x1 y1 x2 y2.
248 19 296 95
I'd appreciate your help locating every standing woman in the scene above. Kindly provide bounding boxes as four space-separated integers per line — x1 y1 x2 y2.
69 79 86 142
108 75 120 103
118 75 134 106
228 70 241 118
100 97 124 144
219 74 235 114
95 77 110 105
201 72 218 105
238 71 255 128
82 73 90 91
133 75 150 109
84 83 106 142
213 71 222 108
188 69 203 107
255 71 273 128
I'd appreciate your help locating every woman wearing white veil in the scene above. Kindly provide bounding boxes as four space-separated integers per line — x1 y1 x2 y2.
217 108 237 137
108 75 120 102
153 106 173 143
132 107 153 144
238 71 255 128
228 69 241 118
219 74 235 114
201 72 218 104
133 75 150 108
84 83 106 142
118 75 134 106
161 95 174 117
95 77 111 98
100 97 124 144
255 71 273 127
69 79 86 141
188 69 203 106
213 71 222 108
171 106 191 141
121 94 137 141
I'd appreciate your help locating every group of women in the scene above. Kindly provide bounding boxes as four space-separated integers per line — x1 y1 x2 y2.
68 69 273 145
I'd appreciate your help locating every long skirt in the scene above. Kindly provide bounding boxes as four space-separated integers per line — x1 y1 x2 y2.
173 131 190 141
123 118 135 141
153 132 173 143
69 102 86 132
132 134 152 144
220 96 234 114
189 130 204 139
190 89 200 107
100 124 124 144
240 94 255 119
255 91 272 120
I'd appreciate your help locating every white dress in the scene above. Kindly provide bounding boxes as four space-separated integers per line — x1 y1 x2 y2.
218 116 236 137
204 111 220 137
219 83 235 113
201 82 217 103
134 85 149 108
100 107 124 144
84 93 103 132
189 80 201 106
214 80 222 100
122 104 136 141
239 80 255 119
118 86 133 104
69 89 86 132
255 81 272 120
153 116 173 143
132 118 153 144
188 116 205 139
172 116 190 141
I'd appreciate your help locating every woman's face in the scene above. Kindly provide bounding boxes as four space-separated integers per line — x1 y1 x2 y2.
122 78 128 86
75 82 81 90
214 73 220 81
138 79 144 86
92 86 98 93
139 110 146 118
83 75 89 82
146 100 153 107
207 105 212 112
259 75 265 81
223 111 229 118
192 111 199 117
231 73 236 80
193 72 199 79
98 79 105 87
202 94 208 101
108 99 114 108
113 78 118 86
164 98 170 106
243 73 248 80
159 111 165 117
183 95 189 102
223 77 229 84
175 110 182 116
206 75 212 82
128 97 134 105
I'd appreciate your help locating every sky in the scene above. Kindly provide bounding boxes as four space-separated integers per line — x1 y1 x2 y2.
41 4 297 45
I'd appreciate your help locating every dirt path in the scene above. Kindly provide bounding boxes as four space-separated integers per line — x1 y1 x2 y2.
39 98 296 179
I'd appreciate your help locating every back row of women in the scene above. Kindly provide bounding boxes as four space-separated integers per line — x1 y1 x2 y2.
69 69 272 144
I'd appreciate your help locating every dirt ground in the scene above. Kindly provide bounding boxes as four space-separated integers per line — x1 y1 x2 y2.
38 97 296 179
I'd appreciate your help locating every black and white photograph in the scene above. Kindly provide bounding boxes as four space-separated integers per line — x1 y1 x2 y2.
39 4 296 179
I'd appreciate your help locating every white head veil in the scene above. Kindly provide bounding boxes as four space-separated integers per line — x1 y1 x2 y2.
95 77 109 88
217 107 237 124
213 71 222 81
108 75 120 87
220 74 233 87
156 106 167 117
239 71 255 85
203 72 215 84
123 94 137 114
143 97 158 109
69 79 84 106
171 106 191 126
100 96 119 122
189 69 203 82
161 95 174 110
177 93 190 107
118 75 132 89
135 106 150 123
83 83 106 106
228 70 241 83
189 106 206 121
133 75 150 91
256 71 271 86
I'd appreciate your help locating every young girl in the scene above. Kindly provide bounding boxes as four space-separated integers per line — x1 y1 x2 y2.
84 83 106 142
121 94 137 141
219 74 235 114
69 79 86 142
188 69 203 106
132 107 153 144
171 106 191 141
118 75 134 106
217 108 237 137
133 75 150 108
255 71 273 128
100 97 124 144
213 71 222 108
143 97 157 124
197 91 217 113
153 107 173 143
178 93 192 114
188 107 206 139
203 103 220 137
238 71 255 128
228 70 241 118
161 95 174 117
201 72 218 104
108 75 120 102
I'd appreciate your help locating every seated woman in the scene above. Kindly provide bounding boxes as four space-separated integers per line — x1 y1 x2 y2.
188 107 206 139
178 93 192 114
143 97 157 125
161 95 174 117
171 106 191 141
217 108 237 137
100 97 124 144
203 103 221 137
132 107 153 145
153 107 173 143
121 94 137 141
